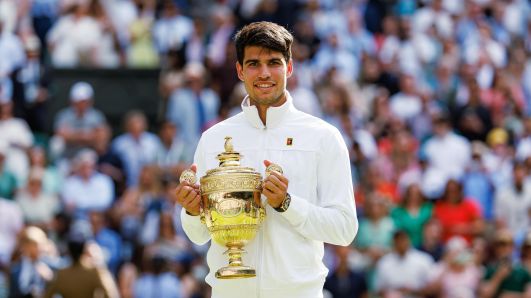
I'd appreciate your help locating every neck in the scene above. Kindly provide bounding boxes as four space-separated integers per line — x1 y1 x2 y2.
256 104 269 125
249 92 288 126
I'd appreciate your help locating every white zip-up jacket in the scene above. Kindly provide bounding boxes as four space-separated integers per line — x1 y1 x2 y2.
181 93 358 298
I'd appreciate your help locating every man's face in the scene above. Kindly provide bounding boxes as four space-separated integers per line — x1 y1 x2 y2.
73 99 90 114
236 46 292 108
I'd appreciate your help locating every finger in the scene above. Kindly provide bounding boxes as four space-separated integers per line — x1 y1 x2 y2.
262 187 276 199
184 193 201 209
264 175 287 191
190 194 202 208
176 185 194 203
182 188 199 205
263 160 272 167
268 171 289 184
263 180 283 194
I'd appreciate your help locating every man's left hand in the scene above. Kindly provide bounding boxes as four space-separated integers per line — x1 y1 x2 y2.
262 160 289 208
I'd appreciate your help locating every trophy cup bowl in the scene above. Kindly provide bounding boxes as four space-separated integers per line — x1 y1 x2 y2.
180 137 280 279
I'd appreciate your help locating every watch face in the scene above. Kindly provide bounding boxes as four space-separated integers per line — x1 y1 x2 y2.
275 193 290 212
282 194 291 210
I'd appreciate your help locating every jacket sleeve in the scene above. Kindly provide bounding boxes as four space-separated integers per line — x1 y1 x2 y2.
280 128 358 246
180 136 211 245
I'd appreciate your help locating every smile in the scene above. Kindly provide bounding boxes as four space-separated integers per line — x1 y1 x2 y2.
254 83 275 88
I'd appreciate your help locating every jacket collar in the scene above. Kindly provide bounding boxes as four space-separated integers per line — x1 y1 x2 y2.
241 91 294 129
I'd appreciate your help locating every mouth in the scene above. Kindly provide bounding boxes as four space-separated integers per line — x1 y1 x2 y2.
254 82 276 91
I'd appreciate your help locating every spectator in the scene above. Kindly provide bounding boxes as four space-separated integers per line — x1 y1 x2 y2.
52 81 106 162
9 226 54 298
88 211 122 275
391 182 433 248
60 148 114 217
484 127 514 188
287 70 322 118
46 0 105 67
355 195 396 257
425 236 481 298
11 34 51 133
27 145 62 195
462 141 495 221
0 142 17 200
373 230 434 298
494 162 531 245
152 0 193 56
166 62 220 147
93 124 126 198
0 196 23 268
0 95 34 187
155 120 193 181
454 78 493 142
324 245 368 298
418 218 445 262
521 233 531 274
422 112 471 180
111 110 159 187
205 5 235 68
15 167 60 227
133 252 182 298
126 2 159 68
389 73 423 126
433 179 484 244
479 229 531 298
0 18 26 78
44 235 118 298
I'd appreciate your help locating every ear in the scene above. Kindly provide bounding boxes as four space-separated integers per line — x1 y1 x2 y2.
286 59 293 78
236 62 244 81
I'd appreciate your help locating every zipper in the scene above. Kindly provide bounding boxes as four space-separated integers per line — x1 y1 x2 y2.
257 125 267 298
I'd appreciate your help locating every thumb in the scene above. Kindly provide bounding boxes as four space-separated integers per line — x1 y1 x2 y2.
190 163 197 173
263 160 272 167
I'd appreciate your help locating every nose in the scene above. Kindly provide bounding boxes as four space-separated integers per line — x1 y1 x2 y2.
258 64 271 79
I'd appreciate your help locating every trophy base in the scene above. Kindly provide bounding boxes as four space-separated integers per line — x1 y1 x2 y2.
215 266 256 279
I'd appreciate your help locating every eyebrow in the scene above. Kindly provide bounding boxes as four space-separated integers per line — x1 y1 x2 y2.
244 58 283 65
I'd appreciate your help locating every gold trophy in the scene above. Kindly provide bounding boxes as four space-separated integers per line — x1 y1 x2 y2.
180 136 281 279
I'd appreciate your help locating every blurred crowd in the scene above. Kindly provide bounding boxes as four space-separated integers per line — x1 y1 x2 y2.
0 0 531 297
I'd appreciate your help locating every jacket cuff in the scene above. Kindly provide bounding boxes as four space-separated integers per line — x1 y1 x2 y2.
180 207 203 227
280 194 309 227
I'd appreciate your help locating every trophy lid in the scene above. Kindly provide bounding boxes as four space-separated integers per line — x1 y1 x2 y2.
216 136 242 167
201 136 262 194
203 136 260 177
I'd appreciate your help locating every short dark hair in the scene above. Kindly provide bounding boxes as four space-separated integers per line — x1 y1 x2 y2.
234 21 293 65
68 240 86 262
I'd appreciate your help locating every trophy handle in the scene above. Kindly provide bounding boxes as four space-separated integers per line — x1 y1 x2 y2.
265 163 283 177
179 169 204 223
200 208 206 224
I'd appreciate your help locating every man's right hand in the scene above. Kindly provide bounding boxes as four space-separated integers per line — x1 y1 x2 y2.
175 164 201 216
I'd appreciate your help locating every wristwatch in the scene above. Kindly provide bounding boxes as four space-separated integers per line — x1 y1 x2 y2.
274 193 291 213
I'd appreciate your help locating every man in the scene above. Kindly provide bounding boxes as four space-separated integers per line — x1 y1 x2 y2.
175 21 358 298
479 229 531 298
373 230 434 298
111 110 159 187
166 62 220 149
52 81 106 160
9 226 53 298
44 235 118 298
0 95 34 187
60 149 114 216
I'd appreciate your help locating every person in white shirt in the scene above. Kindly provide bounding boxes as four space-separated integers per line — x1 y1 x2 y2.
174 21 358 298
374 230 435 298
422 113 471 180
61 148 114 216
